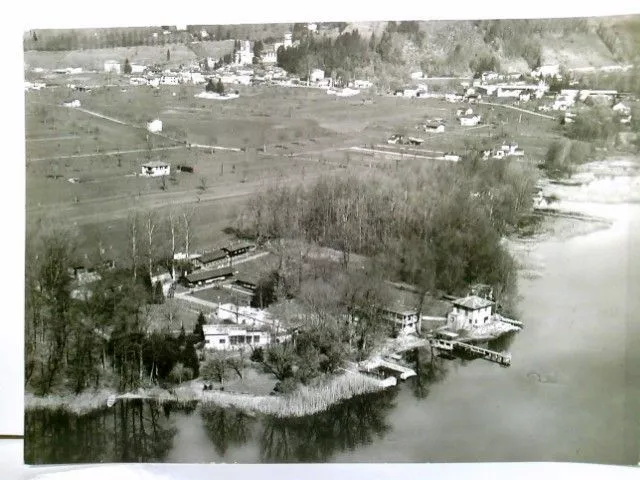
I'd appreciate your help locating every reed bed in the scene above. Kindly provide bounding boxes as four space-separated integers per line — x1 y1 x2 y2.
26 372 392 418
200 372 389 418
25 389 115 415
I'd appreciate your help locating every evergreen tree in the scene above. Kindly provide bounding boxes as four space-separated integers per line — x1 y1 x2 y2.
167 49 171 62
205 79 215 92
154 281 164 304
123 58 132 75
215 79 225 95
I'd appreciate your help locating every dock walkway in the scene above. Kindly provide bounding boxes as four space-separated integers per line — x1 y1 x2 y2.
430 339 512 366
359 358 417 380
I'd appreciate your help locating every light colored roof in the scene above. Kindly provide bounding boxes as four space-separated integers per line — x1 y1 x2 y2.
452 295 494 310
142 161 169 168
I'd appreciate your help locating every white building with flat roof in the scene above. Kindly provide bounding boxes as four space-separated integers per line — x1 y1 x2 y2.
203 324 271 350
140 161 170 177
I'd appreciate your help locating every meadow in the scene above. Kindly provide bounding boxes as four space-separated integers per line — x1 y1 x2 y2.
25 81 560 263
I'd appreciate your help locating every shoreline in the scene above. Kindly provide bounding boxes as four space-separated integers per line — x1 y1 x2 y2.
25 370 393 418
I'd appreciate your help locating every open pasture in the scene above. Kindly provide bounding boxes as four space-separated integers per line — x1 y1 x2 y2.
25 82 556 263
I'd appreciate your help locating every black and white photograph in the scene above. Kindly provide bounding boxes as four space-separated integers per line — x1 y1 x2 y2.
19 6 640 469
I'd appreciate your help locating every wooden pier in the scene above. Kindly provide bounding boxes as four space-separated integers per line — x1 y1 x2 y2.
496 315 524 329
359 358 417 380
429 339 512 366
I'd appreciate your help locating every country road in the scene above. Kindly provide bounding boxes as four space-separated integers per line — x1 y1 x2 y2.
70 105 243 153
479 101 556 120
29 145 186 162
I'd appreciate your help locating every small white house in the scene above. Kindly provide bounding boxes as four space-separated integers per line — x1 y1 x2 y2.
150 267 174 296
307 23 318 33
161 75 180 85
147 119 163 133
410 71 424 80
203 324 272 350
130 64 146 74
613 102 631 116
353 79 373 89
284 32 293 49
459 114 481 126
532 64 560 78
140 161 170 177
425 124 445 133
63 99 81 108
447 295 494 330
104 60 121 74
310 68 325 82
443 153 461 162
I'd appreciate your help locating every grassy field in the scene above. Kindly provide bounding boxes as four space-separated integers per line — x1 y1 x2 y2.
26 80 559 264
24 44 199 71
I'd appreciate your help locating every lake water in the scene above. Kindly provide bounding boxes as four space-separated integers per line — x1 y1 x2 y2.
25 198 640 465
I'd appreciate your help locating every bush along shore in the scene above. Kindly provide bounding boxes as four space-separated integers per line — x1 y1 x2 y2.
25 371 392 418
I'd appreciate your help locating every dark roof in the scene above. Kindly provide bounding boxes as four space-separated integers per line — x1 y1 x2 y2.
452 295 494 310
383 282 422 315
224 242 255 254
198 249 228 264
185 267 234 283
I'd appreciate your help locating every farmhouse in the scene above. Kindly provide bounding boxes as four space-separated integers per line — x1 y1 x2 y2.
183 266 234 287
203 324 271 350
146 119 163 133
63 99 81 108
140 161 170 177
104 60 121 74
446 295 494 331
193 249 229 268
381 283 424 335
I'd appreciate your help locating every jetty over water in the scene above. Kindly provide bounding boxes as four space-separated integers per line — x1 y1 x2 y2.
430 339 512 367
359 358 417 380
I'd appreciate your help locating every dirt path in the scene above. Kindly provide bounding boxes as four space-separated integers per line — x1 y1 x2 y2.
479 101 556 120
29 145 185 162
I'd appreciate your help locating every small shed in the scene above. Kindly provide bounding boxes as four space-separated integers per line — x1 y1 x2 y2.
147 119 163 133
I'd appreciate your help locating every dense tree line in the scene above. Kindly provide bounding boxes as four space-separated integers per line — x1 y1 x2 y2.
25 208 201 396
24 28 192 51
236 160 536 317
544 139 593 178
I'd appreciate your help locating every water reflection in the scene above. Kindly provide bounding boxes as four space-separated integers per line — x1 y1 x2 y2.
405 348 450 399
260 389 398 463
25 400 178 464
200 405 256 456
